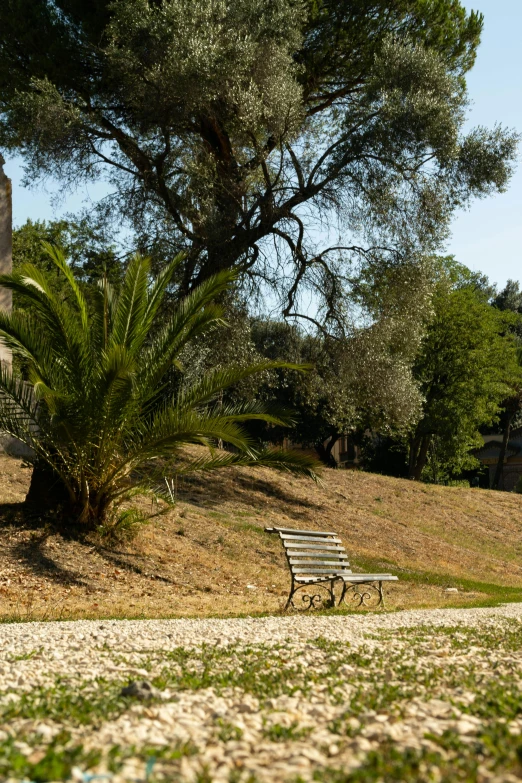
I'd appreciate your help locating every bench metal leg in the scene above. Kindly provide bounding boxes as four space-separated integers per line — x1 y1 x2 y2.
284 579 336 610
339 580 384 609
284 577 296 611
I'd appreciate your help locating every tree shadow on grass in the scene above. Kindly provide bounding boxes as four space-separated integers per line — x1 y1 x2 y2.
0 501 26 530
10 534 91 587
96 546 174 584
176 472 324 519
0 500 176 587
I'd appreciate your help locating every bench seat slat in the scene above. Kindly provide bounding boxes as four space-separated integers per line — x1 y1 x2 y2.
289 558 348 565
266 526 338 536
291 566 353 573
289 557 349 563
287 550 348 556
280 534 342 543
295 574 398 583
288 558 348 564
340 574 398 580
292 568 397 576
283 539 346 552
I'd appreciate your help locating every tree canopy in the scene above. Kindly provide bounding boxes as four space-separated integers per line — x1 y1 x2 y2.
407 260 522 482
13 218 123 286
0 0 517 328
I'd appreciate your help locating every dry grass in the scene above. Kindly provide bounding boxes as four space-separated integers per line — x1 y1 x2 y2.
1 451 522 621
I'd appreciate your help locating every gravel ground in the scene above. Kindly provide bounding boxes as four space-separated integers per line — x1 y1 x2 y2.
2 604 522 782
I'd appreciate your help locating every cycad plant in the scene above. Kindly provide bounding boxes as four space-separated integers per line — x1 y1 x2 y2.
0 246 318 529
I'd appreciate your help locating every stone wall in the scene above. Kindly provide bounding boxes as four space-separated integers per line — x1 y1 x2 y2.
0 156 30 456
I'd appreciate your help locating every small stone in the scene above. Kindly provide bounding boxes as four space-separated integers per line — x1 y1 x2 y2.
444 588 458 593
424 699 453 718
456 719 480 735
237 699 259 713
120 680 160 700
353 737 373 753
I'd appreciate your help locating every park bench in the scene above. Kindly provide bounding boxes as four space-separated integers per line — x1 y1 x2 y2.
265 526 398 610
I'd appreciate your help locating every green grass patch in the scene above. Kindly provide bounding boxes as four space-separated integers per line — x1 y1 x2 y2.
352 555 522 606
263 721 312 742
215 719 244 742
0 679 141 727
0 732 101 783
0 732 197 783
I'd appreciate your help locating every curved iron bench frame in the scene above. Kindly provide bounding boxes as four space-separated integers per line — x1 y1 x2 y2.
265 525 398 610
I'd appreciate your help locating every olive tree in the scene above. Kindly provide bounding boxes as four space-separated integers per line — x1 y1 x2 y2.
0 0 517 329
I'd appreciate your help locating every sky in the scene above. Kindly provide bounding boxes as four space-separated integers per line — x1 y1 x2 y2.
3 0 521 291
447 0 522 290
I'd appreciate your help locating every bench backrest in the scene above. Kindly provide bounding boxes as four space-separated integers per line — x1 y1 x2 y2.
265 526 353 579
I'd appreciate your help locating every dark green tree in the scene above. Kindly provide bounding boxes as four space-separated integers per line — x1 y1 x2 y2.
492 280 522 316
408 261 522 482
13 218 123 288
490 280 522 489
0 0 517 327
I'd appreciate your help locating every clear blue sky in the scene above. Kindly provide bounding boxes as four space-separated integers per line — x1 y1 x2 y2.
447 0 522 290
3 0 521 290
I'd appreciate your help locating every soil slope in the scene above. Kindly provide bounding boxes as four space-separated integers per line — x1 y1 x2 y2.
1 453 521 619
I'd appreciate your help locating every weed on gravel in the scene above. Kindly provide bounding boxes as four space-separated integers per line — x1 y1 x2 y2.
3 615 522 781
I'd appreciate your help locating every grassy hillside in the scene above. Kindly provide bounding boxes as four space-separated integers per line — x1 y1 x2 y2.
1 452 522 620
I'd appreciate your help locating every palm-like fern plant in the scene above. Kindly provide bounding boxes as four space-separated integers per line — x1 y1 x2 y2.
0 246 318 528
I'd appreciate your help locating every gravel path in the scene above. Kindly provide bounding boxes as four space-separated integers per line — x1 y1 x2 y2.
3 603 522 663
2 604 522 782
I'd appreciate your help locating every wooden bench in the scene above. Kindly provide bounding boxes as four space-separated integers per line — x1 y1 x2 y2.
265 526 398 610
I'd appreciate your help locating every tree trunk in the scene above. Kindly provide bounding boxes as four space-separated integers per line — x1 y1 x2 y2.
408 435 420 478
492 414 513 490
315 433 340 468
408 434 431 480
24 460 71 516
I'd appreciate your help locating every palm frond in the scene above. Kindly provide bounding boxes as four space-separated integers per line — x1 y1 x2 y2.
42 243 89 332
137 269 238 393
0 310 55 380
142 253 184 331
110 254 150 352
0 243 319 527
177 361 309 410
166 447 320 482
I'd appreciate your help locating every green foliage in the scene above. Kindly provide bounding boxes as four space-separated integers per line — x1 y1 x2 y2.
172 255 433 465
263 721 312 742
13 218 123 287
492 279 522 316
0 733 101 783
216 720 244 743
0 245 318 528
97 507 150 543
409 259 522 481
0 0 517 326
249 277 429 463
